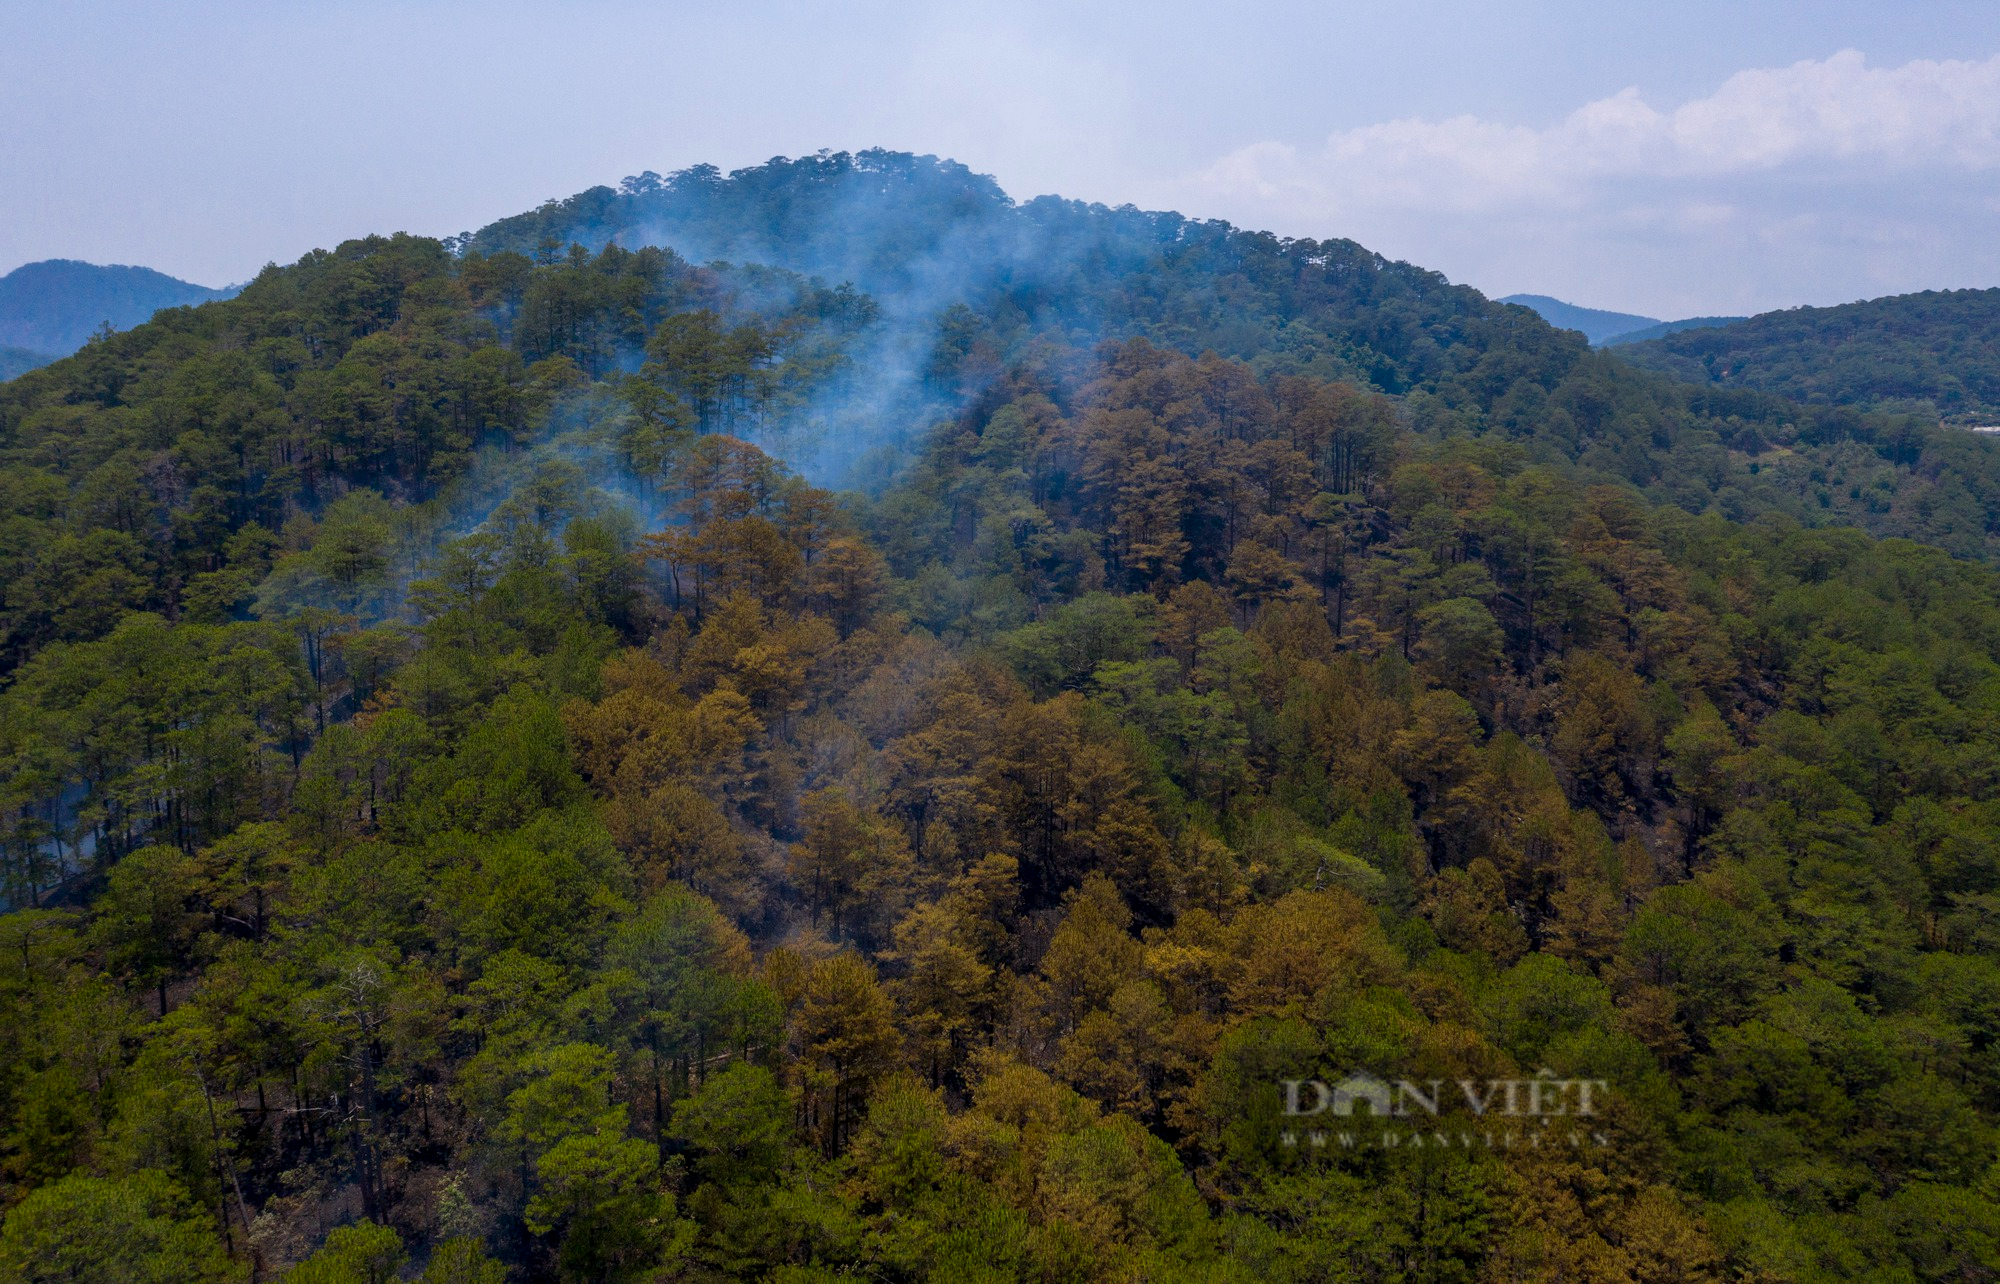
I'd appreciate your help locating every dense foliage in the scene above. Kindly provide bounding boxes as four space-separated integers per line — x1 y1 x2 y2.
0 233 872 676
1598 317 1744 349
1614 288 2000 424
3 157 2000 1282
483 153 2000 560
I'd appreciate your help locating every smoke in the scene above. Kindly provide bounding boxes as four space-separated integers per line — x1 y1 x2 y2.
468 150 1202 487
305 150 1244 644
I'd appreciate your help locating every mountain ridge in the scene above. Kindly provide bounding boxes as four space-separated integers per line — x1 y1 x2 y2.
1611 285 2000 421
1496 292 1660 344
1600 314 1746 346
459 153 2000 557
0 257 235 358
0 344 52 381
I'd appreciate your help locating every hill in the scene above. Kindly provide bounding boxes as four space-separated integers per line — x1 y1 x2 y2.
2 152 2000 1281
1600 314 1745 346
472 153 1587 400
0 258 234 356
0 344 52 382
1495 292 1658 344
468 153 2000 559
1613 286 2000 421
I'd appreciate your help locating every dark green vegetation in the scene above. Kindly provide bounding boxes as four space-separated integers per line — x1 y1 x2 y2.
485 152 2000 560
1601 317 1746 348
1615 287 2000 423
0 259 235 360
2 153 2000 1282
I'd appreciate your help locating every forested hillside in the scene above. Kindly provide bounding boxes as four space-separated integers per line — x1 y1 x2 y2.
1614 288 2000 424
2 155 2000 1282
1599 317 1745 348
477 153 2000 560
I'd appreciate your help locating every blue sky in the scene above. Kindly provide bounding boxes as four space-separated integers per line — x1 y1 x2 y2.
5 1 1998 316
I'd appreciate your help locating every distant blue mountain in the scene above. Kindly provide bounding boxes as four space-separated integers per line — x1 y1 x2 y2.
1498 294 1660 346
0 345 53 382
0 259 235 359
1601 315 1747 346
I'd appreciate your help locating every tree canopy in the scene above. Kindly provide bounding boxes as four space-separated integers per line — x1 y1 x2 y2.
3 156 2000 1282
1614 286 2000 423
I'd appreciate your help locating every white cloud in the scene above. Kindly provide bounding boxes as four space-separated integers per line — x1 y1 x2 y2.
1205 51 2000 212
1186 51 2000 315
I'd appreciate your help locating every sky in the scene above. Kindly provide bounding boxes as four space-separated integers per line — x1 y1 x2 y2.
4 0 1999 318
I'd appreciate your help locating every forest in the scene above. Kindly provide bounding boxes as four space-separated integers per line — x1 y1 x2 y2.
1612 288 2000 424
1 154 1999 1282
481 153 2000 560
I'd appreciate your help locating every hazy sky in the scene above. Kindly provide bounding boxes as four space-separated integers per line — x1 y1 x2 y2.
5 1 1999 317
